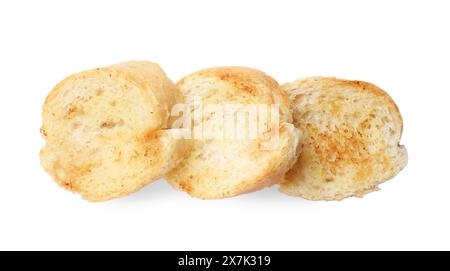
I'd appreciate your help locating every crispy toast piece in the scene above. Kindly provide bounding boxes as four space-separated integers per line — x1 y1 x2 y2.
280 77 408 200
40 61 188 201
166 67 302 199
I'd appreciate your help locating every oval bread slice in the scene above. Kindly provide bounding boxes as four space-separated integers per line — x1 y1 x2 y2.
40 61 188 201
279 77 408 200
165 67 302 199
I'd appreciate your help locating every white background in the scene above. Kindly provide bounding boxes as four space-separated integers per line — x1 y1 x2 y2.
0 0 449 251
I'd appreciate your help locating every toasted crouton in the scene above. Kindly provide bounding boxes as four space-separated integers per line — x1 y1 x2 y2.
280 77 408 200
40 61 189 201
166 67 302 199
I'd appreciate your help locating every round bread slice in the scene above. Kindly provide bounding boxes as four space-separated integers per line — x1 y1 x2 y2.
279 77 408 200
40 61 189 201
165 67 302 199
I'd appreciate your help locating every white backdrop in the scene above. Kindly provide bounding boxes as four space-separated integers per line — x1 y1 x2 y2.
0 0 449 250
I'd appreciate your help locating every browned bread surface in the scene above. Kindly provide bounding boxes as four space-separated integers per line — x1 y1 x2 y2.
40 61 189 201
280 77 408 200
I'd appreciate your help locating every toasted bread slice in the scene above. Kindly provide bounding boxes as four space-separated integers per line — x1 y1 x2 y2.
279 77 408 200
40 61 188 201
165 67 302 199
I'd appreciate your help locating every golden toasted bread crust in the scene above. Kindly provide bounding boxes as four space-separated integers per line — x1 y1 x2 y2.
280 77 407 200
40 61 188 201
166 67 301 199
